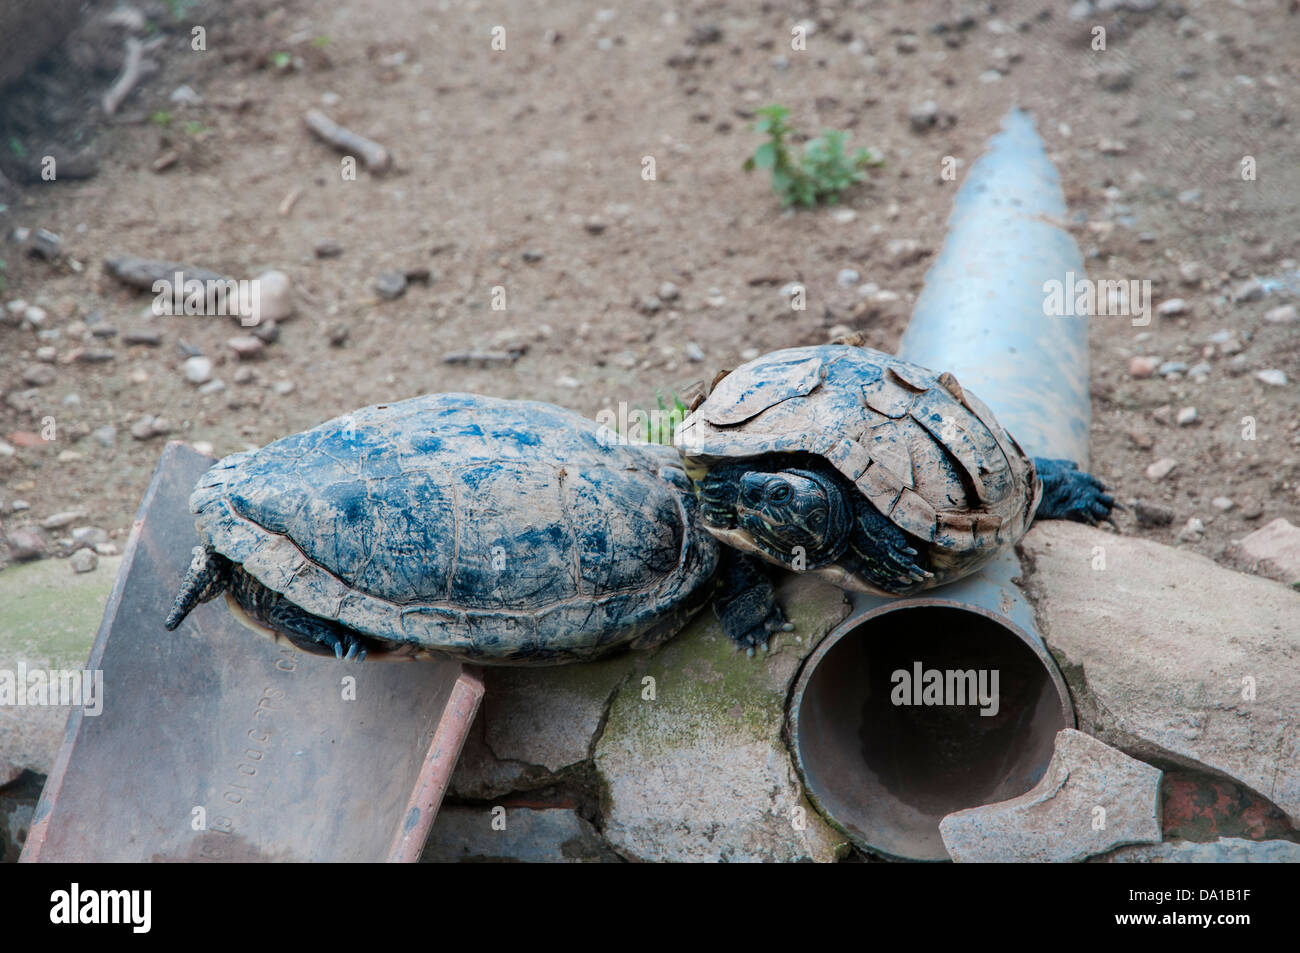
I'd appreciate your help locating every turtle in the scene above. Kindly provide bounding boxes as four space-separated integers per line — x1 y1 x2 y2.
673 344 1114 597
163 393 790 664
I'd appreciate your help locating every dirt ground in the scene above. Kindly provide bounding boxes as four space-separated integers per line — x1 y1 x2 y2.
1 0 1298 572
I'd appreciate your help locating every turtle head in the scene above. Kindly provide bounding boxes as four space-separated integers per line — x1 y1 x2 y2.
721 465 852 568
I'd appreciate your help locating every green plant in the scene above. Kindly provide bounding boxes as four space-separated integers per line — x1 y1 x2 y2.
165 0 198 19
8 136 27 158
743 104 883 208
621 391 690 446
269 51 292 70
182 120 209 137
151 110 173 127
311 35 331 47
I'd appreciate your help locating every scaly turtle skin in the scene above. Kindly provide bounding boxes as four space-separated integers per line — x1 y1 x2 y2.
674 345 1113 597
164 394 789 663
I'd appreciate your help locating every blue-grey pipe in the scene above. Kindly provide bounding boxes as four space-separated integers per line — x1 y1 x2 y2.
790 108 1090 861
897 107 1090 468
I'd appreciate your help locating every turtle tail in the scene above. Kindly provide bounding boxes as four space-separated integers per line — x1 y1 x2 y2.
165 545 233 630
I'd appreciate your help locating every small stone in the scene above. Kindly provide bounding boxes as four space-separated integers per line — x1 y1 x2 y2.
1177 517 1205 542
895 34 919 53
1097 137 1127 155
1133 500 1174 528
130 415 170 440
1264 304 1297 324
232 366 255 385
1156 298 1188 316
40 510 85 530
1128 355 1159 378
1211 496 1235 512
21 363 57 386
836 268 860 287
123 330 162 346
191 440 214 456
1232 279 1264 303
1231 518 1300 584
657 281 680 302
908 100 938 132
69 548 98 573
94 542 120 557
253 269 294 322
583 217 608 235
1177 261 1205 285
314 239 344 259
91 425 117 448
0 438 14 457
1175 406 1197 427
70 526 109 549
1145 458 1177 481
183 356 213 384
830 208 857 224
521 248 544 263
1127 427 1155 451
170 84 202 105
637 295 662 315
11 500 29 512
327 324 350 347
198 379 226 395
1240 498 1264 520
1186 361 1212 379
227 335 265 359
35 346 57 362
74 349 115 364
1097 61 1134 92
374 271 407 300
1255 369 1287 387
1158 360 1188 377
272 380 296 396
685 342 705 362
687 24 723 45
1177 188 1202 206
5 528 46 561
885 238 930 266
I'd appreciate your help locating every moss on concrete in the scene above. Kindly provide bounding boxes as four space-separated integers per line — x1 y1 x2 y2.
0 556 120 670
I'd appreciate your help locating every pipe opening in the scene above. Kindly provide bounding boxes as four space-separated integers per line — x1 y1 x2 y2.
791 605 1070 861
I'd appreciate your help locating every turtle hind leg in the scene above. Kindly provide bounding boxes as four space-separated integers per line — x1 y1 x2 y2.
165 545 233 630
228 568 371 661
1032 457 1116 525
713 549 794 657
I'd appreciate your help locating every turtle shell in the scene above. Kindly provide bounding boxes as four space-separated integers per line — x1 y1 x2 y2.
190 393 719 664
674 345 1040 594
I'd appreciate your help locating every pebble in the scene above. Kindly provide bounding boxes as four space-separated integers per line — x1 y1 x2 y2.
1178 261 1205 285
637 295 662 315
657 281 680 302
1151 405 1173 425
227 335 265 359
1133 501 1174 528
170 84 202 105
90 324 118 339
1187 361 1212 379
0 438 13 457
1211 496 1235 512
1177 517 1205 543
36 346 57 362
1175 406 1198 427
23 305 49 328
583 217 608 236
69 549 98 574
198 379 226 395
1097 61 1134 92
6 528 47 561
1158 361 1188 377
40 510 85 530
74 349 115 363
1155 298 1188 317
314 239 344 259
191 440 215 456
70 526 109 549
254 270 294 321
837 268 860 287
21 363 57 386
1264 304 1297 324
521 249 544 263
1097 137 1127 155
1145 458 1177 481
1232 279 1264 303
830 209 857 224
130 415 172 440
1177 189 1202 206
1255 369 1288 387
123 330 162 346
1127 427 1154 451
895 34 919 53
94 542 120 557
91 425 117 448
740 348 760 361
909 100 938 132
327 324 350 347
233 366 256 385
374 271 407 300
1240 498 1264 520
1128 356 1159 378
183 356 213 384
685 342 705 362
885 238 930 266
11 500 29 512
272 381 296 396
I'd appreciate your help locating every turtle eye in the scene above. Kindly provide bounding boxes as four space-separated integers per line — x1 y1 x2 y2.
769 484 792 504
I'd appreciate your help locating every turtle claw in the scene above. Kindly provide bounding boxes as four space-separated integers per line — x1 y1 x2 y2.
1033 457 1117 525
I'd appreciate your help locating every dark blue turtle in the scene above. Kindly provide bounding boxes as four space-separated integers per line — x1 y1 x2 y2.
675 345 1114 597
164 394 789 663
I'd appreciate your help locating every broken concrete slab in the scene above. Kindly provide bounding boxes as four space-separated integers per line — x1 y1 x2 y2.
1095 837 1300 863
1021 522 1300 825
1228 517 1300 586
421 806 619 863
939 729 1162 863
594 576 851 862
0 554 121 775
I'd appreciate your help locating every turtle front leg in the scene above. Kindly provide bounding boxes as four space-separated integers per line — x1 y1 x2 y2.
1032 457 1116 525
847 498 932 593
714 549 794 657
229 568 372 661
